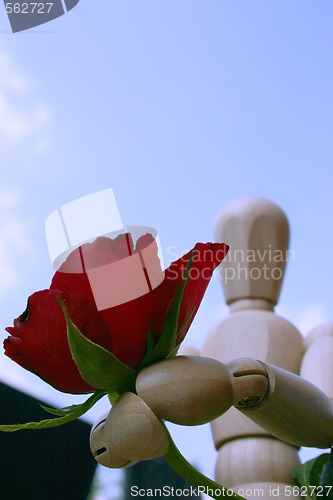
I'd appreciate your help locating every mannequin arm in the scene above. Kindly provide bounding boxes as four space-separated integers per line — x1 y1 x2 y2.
230 358 333 448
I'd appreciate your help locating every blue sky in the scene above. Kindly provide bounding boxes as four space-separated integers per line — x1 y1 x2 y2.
0 1 333 497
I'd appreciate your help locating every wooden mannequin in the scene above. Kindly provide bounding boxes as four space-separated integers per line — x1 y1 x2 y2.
300 322 333 400
90 197 333 500
200 197 324 498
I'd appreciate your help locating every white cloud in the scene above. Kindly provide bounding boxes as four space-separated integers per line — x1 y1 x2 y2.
0 48 28 93
0 45 52 296
0 46 51 153
0 186 31 298
0 185 21 206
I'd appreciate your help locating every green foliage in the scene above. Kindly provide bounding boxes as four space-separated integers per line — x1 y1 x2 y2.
0 391 106 432
292 449 333 500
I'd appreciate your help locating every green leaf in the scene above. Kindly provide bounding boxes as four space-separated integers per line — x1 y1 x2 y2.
0 391 106 432
138 251 195 369
40 405 72 416
319 449 333 499
310 454 330 488
292 453 331 500
40 402 89 416
60 301 136 392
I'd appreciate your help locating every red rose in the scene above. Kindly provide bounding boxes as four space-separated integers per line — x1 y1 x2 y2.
4 233 228 394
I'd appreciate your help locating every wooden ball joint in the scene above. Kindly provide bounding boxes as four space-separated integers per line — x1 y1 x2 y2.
90 412 135 469
136 355 269 426
90 393 169 468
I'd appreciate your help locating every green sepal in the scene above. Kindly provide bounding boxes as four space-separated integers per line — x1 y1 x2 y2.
138 250 195 370
0 391 106 432
40 404 78 416
291 451 333 500
108 392 120 404
60 301 136 392
172 308 195 350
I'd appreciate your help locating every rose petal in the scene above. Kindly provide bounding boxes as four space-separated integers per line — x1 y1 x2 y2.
4 289 112 394
151 242 229 341
50 271 96 307
81 234 133 270
99 242 228 367
50 233 147 306
5 236 228 393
